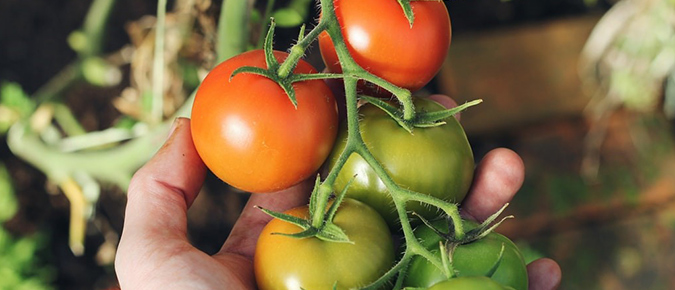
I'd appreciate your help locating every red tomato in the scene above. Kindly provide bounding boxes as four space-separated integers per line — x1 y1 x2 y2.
191 50 338 193
318 0 451 95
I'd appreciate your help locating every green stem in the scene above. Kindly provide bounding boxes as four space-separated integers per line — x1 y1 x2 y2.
81 0 117 56
277 20 328 78
217 0 251 64
151 0 168 125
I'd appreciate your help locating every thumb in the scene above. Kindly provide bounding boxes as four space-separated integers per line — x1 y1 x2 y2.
118 117 206 256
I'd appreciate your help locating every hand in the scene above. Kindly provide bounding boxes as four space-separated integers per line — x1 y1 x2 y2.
115 96 561 290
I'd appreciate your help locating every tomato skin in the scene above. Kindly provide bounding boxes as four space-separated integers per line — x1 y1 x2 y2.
427 276 515 290
403 220 528 290
318 0 451 95
327 97 474 228
191 49 338 193
254 198 395 290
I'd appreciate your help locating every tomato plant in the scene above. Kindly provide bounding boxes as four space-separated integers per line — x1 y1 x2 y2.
403 220 528 290
191 49 338 193
426 276 515 290
326 97 474 227
254 198 395 290
318 0 451 96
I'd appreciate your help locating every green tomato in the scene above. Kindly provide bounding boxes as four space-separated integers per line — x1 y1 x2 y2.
327 97 474 228
254 198 395 290
403 220 528 290
427 276 515 290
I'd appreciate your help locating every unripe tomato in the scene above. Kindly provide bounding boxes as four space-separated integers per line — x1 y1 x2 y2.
427 276 515 290
254 199 395 290
191 50 338 193
404 220 529 290
327 97 474 228
319 0 451 95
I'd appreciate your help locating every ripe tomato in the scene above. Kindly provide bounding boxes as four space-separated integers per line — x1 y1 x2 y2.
318 0 451 95
427 276 515 290
191 49 338 193
254 198 395 290
326 97 474 228
404 220 528 290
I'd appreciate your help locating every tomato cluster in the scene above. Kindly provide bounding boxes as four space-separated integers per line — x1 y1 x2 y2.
190 0 528 289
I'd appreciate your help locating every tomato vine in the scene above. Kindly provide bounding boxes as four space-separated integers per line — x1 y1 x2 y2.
244 0 484 288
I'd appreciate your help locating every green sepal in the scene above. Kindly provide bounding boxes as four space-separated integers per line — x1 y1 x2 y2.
463 203 513 244
278 79 298 108
263 18 279 71
414 211 451 239
256 205 310 230
307 175 322 222
397 0 415 27
297 24 306 42
360 95 414 133
325 175 355 223
229 66 275 81
413 99 483 128
316 222 353 244
484 243 506 278
273 227 319 239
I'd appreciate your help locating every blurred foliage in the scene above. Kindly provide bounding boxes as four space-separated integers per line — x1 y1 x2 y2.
581 0 675 115
0 163 55 290
0 82 34 135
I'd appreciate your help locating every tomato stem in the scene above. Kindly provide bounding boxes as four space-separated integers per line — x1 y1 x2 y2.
277 20 329 79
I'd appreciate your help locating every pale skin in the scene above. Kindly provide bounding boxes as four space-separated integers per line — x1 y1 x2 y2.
115 95 562 290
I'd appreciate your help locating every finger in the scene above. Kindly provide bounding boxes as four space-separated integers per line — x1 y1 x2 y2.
427 94 460 121
218 178 313 258
527 258 562 290
461 148 525 222
119 118 206 246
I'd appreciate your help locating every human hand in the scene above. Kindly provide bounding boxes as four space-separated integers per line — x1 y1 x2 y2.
115 96 561 290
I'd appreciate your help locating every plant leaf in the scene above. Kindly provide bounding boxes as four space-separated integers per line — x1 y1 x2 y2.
272 8 304 28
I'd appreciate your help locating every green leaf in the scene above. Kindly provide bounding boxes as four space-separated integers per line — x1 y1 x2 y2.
1 82 34 118
272 0 313 28
0 163 18 222
272 8 304 28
